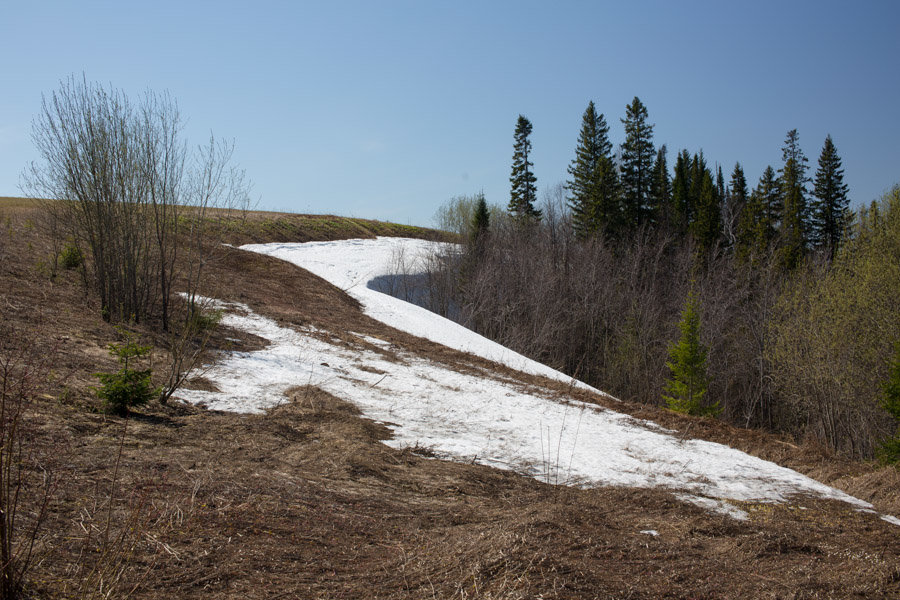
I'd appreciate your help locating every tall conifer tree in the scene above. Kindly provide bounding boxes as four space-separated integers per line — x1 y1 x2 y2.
567 102 618 237
649 145 672 227
716 165 726 202
758 165 782 240
688 152 706 214
688 155 721 253
471 191 490 243
508 115 541 221
778 129 810 269
736 165 781 263
811 135 850 258
671 149 693 234
619 97 655 228
729 163 748 212
736 190 766 264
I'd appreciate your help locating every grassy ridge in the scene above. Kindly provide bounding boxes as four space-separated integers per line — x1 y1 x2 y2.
0 196 454 245
213 210 453 245
0 196 49 210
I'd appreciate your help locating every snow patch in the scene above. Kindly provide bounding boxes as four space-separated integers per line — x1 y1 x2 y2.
676 494 750 521
881 514 900 527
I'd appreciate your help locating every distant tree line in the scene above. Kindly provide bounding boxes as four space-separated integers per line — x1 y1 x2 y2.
423 98 899 461
509 98 852 265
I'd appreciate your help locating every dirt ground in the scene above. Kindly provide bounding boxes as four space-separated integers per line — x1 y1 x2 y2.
2 199 899 599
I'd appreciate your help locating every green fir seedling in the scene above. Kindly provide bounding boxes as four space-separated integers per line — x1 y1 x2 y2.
95 330 159 415
59 241 83 269
663 286 719 417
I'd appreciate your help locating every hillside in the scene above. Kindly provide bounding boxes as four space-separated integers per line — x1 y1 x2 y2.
1 197 899 599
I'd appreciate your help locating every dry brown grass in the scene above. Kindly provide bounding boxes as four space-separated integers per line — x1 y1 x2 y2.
1 198 899 599
1 197 40 209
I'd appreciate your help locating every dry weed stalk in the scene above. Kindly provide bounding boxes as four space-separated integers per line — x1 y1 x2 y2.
61 419 155 600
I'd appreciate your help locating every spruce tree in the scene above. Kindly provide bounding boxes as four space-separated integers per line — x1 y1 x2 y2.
689 157 722 254
567 102 618 237
736 188 766 264
736 165 780 263
778 129 810 269
471 191 490 244
663 286 717 416
95 330 160 415
649 145 672 227
508 115 541 221
619 97 655 228
811 134 850 259
716 165 726 203
758 165 782 241
688 152 707 216
674 151 721 252
671 149 693 233
729 163 748 211
724 163 748 248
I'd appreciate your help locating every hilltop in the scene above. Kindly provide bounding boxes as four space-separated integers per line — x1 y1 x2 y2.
1 197 898 599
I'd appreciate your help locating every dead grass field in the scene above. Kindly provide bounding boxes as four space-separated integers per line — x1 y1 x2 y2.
1 198 899 599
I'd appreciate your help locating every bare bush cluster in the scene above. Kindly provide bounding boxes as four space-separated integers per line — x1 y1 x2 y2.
23 76 250 331
22 76 251 406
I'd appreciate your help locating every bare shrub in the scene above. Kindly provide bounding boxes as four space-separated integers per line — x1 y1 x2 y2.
158 298 222 405
23 76 250 330
0 325 57 598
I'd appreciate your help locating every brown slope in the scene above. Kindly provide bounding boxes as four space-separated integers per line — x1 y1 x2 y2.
1 198 899 599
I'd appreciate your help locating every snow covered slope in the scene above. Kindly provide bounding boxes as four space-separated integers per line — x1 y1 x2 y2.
176 237 895 523
241 239 601 394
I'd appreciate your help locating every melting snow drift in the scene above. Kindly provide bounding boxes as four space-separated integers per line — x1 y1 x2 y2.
176 237 891 521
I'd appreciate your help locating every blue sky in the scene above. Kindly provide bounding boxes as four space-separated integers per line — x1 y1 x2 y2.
2 1 898 226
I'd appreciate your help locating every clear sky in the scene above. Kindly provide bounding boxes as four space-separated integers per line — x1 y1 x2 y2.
2 1 898 226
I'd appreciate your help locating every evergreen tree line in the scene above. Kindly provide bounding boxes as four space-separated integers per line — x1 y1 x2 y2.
416 101 899 460
510 99 852 268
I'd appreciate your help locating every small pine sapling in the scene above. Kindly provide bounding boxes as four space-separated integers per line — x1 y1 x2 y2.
59 241 83 270
663 287 719 417
95 330 159 415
